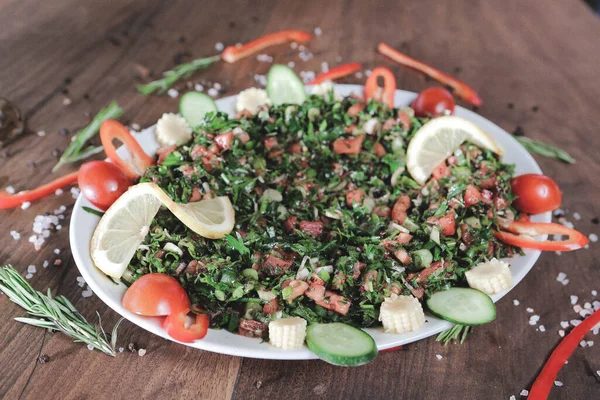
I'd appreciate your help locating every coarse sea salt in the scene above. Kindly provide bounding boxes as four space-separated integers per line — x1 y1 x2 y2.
21 202 31 210
27 265 36 274
10 231 20 240
554 381 563 387
55 188 63 195
526 307 534 313
82 286 93 298
520 389 529 396
558 329 565 337
556 272 567 282
314 27 322 36
215 42 224 52
589 233 598 243
539 325 546 332
570 295 578 305
194 83 204 92
435 354 442 360
70 187 80 199
513 299 520 306
560 321 569 329
5 186 15 195
207 88 219 97
167 88 179 98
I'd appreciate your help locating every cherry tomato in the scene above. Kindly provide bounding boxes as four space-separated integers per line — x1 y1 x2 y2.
78 161 132 210
511 174 562 214
163 309 209 342
122 273 190 316
411 87 456 117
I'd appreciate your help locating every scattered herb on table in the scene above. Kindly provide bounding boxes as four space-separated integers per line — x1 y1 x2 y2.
436 324 471 345
516 137 575 164
137 55 221 95
82 206 105 217
53 101 123 172
0 265 123 357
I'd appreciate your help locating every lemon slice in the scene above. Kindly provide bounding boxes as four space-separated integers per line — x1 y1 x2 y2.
91 182 235 278
406 116 503 185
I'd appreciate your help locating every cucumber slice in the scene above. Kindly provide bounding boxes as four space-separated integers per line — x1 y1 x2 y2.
426 287 496 325
306 322 378 366
266 64 307 106
179 91 218 127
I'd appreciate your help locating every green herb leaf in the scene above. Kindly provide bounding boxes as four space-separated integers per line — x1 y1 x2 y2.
226 234 250 256
137 55 221 95
436 324 471 345
516 137 575 164
0 265 123 357
52 101 123 172
82 206 104 217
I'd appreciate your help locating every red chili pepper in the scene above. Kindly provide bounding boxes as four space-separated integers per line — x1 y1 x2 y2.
364 67 396 108
494 221 589 251
529 308 600 399
221 30 312 63
309 63 362 85
99 120 155 180
381 345 404 353
0 171 78 209
378 42 483 107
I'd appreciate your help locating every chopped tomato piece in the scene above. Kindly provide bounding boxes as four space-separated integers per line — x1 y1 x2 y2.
464 184 481 207
428 213 456 236
391 195 411 224
283 216 298 233
347 103 365 117
431 162 448 180
393 249 412 265
214 131 234 151
263 298 279 315
298 220 324 236
284 280 309 302
373 142 387 157
346 189 364 207
333 134 365 155
305 284 351 315
373 205 391 218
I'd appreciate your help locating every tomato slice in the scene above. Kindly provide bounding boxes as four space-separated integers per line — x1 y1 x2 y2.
364 67 396 108
122 273 190 316
163 309 210 342
78 161 133 210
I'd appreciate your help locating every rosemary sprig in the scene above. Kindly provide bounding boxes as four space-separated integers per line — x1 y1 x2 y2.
137 55 221 95
436 324 471 345
52 101 123 172
0 265 123 357
516 137 575 164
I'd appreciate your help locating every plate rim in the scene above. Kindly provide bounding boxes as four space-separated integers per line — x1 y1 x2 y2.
69 84 550 360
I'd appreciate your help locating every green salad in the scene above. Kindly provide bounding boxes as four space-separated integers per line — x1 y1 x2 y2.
124 92 521 337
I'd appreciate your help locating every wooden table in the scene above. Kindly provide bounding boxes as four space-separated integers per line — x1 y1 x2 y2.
1 1 599 398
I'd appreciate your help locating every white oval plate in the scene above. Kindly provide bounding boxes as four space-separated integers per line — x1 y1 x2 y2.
70 84 551 360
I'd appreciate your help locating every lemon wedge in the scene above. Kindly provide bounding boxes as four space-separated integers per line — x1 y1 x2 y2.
406 116 503 185
91 182 235 278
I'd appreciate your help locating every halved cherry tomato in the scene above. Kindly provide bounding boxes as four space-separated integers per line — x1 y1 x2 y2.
494 221 588 251
364 67 396 108
122 273 190 316
78 161 132 210
100 120 155 180
511 174 562 214
163 309 209 342
411 87 456 118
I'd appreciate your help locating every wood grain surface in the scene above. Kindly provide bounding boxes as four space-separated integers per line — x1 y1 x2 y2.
1 0 599 399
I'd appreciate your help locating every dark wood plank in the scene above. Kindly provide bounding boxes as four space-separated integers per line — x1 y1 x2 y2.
1 0 599 399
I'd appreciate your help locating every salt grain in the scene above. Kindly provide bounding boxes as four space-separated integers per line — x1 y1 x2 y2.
54 248 61 255
529 315 540 325
119 347 125 353
539 325 545 332
290 42 298 50
314 27 322 36
71 187 80 199
584 302 592 309
587 340 594 347
215 42 224 52
43 260 49 268
355 71 363 78
6 186 15 194
213 82 222 90
256 54 273 63
21 202 31 210
10 231 20 240
556 272 567 282
435 354 442 360
25 273 33 280
520 389 529 396
320 62 329 73
570 295 578 305
194 83 204 92
254 74 267 86
207 88 219 97
37 130 46 137
138 348 147 356
589 233 598 243
509 396 516 400
554 381 563 387
571 319 582 327
167 88 179 98
580 340 587 347
513 299 520 306
592 290 598 296
526 307 534 313
82 286 93 298
573 304 583 313
558 330 565 337
365 69 372 77
561 279 569 286
288 61 296 68
27 265 36 274
87 344 94 351
573 212 581 220
55 188 63 196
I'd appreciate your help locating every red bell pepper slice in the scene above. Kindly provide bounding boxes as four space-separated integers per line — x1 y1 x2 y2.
99 120 155 180
494 221 589 251
529 308 600 399
0 171 79 209
309 62 362 85
364 67 396 108
221 30 312 63
378 42 483 107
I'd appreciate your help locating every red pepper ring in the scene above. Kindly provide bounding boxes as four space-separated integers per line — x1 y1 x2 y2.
99 120 155 180
221 30 312 63
364 67 397 109
494 221 589 252
0 171 79 210
378 42 483 107
309 63 363 85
